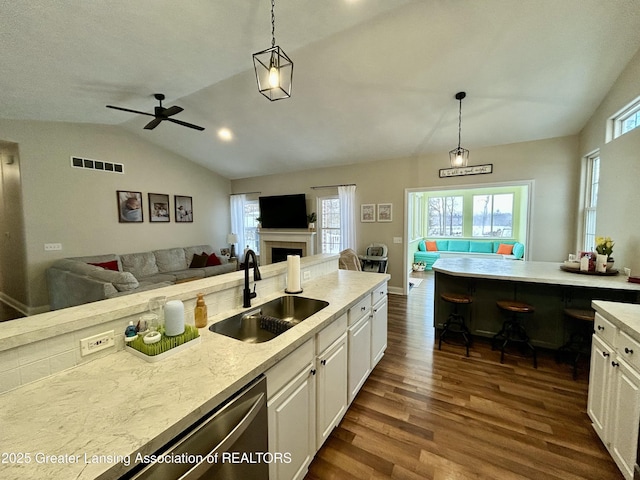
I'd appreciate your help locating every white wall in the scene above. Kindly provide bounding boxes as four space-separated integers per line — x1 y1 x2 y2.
0 120 232 311
231 135 580 292
579 47 640 275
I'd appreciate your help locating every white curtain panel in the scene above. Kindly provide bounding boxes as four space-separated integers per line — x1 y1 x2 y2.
338 185 356 251
230 194 246 257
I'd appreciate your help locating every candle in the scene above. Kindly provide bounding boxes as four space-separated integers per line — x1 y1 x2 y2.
164 300 185 336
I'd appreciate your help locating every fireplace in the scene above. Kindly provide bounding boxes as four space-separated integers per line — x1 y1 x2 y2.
259 229 316 265
272 247 304 264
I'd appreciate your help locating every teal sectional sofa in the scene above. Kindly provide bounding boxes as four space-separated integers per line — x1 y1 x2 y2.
414 239 525 270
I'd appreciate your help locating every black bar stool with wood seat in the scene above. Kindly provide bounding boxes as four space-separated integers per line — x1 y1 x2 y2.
493 300 537 368
438 292 473 356
556 308 595 379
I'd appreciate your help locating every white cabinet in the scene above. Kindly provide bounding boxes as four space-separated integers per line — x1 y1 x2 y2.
348 301 372 404
371 291 388 368
587 312 640 480
266 339 316 480
316 331 348 449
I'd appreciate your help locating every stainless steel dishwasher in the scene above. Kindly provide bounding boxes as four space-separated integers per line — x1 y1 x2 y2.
123 375 268 480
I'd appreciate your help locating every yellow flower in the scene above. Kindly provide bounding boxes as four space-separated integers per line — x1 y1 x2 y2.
595 236 614 256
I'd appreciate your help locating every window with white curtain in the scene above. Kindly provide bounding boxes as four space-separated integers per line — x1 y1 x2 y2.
243 199 260 252
583 152 600 251
318 196 341 254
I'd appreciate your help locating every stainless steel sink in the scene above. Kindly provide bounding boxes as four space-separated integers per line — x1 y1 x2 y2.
209 296 329 343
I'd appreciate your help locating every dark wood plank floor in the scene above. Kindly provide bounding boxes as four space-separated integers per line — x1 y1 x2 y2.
305 272 623 480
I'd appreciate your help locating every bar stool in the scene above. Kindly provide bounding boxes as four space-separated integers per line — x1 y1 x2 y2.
493 300 537 368
556 308 595 379
438 292 473 356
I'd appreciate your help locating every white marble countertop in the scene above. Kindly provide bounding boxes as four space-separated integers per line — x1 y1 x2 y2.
433 258 640 292
593 300 640 344
0 270 388 480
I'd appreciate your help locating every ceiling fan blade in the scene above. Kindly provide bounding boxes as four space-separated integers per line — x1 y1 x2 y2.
106 105 154 117
162 105 183 117
144 118 163 130
167 118 205 131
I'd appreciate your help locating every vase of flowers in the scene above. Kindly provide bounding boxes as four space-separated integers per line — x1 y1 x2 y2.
595 236 615 270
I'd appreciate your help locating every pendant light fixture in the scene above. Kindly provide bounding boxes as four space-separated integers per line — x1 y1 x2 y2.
449 91 469 168
252 0 293 101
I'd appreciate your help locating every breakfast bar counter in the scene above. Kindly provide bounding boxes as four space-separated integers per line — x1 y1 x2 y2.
433 258 640 348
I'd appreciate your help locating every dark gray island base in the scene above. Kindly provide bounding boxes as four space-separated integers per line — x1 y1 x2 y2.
433 258 640 349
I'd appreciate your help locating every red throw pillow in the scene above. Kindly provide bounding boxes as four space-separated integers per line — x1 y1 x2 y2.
206 253 222 266
497 243 514 255
88 260 119 271
426 241 438 252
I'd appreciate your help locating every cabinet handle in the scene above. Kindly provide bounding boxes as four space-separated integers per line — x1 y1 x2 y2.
603 352 610 358
612 361 620 367
310 369 316 376
361 306 366 312
625 347 634 355
597 325 604 331
320 359 327 366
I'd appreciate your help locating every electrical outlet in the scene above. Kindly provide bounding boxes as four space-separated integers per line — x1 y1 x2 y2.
44 243 62 251
80 330 115 357
303 270 311 280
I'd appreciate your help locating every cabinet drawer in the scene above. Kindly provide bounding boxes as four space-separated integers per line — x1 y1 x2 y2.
349 295 371 326
372 283 387 305
594 312 616 346
617 330 640 372
316 313 347 353
265 338 314 399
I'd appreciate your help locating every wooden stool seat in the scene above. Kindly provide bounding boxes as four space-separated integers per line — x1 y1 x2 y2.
557 308 595 379
493 300 537 368
497 300 535 314
439 293 473 356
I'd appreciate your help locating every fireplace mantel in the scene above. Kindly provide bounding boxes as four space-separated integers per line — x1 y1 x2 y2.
259 229 316 264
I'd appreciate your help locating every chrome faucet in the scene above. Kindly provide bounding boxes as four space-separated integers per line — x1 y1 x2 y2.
243 249 262 308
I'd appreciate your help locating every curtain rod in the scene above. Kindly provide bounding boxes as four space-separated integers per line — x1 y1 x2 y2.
230 191 261 196
310 183 356 189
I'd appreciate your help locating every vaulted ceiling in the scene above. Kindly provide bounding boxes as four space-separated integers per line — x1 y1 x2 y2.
3 0 640 179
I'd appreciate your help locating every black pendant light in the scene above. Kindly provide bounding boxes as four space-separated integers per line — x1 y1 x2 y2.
252 0 293 101
449 91 469 168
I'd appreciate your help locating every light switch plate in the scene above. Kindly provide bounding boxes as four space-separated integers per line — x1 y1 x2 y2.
393 237 402 244
44 243 62 251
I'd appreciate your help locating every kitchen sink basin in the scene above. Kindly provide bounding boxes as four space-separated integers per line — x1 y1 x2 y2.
209 296 329 343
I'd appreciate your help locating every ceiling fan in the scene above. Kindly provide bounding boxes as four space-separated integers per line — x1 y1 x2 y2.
106 93 205 131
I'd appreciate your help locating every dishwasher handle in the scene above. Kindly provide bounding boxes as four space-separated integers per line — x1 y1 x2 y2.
176 390 266 480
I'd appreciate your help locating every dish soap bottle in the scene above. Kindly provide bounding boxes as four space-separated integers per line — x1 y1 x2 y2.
194 293 208 328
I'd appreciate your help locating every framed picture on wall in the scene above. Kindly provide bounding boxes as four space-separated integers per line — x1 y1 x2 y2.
361 204 375 222
148 193 170 222
117 190 143 223
175 195 193 222
377 203 393 222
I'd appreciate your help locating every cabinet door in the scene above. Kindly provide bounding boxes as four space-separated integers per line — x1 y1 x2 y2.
588 334 614 443
316 333 348 449
268 362 316 480
371 297 388 368
348 314 372 404
610 358 640 480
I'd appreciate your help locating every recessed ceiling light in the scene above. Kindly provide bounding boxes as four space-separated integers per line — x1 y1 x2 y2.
217 128 233 141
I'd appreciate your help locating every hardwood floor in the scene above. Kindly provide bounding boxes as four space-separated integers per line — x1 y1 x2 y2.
305 272 623 480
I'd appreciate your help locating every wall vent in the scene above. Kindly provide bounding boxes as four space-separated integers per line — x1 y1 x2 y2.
70 156 124 174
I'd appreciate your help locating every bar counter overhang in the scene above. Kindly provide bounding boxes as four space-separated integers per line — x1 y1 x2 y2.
433 258 640 349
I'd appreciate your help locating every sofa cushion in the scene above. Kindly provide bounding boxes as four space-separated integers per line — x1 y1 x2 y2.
154 248 188 273
418 240 426 252
184 245 214 266
189 252 208 268
497 243 514 255
202 263 236 277
435 240 449 251
172 269 206 281
448 240 470 252
56 260 139 292
70 254 122 272
426 241 438 251
206 253 222 266
136 273 177 284
469 241 493 253
512 242 525 259
121 251 159 278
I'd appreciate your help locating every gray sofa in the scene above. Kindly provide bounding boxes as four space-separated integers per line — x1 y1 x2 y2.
47 245 236 310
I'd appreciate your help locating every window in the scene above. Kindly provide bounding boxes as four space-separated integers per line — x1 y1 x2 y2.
243 199 260 252
583 152 600 251
427 196 463 237
318 196 341 253
611 96 640 139
472 193 513 237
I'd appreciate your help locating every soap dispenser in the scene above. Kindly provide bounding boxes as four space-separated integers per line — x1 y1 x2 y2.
194 293 208 328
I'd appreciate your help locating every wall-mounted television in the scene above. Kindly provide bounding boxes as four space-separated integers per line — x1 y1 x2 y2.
259 194 308 229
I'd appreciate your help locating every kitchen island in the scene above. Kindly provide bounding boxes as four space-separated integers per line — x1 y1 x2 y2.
0 265 388 480
433 258 640 349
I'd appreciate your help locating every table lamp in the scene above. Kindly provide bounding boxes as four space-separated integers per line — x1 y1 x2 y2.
227 233 238 258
